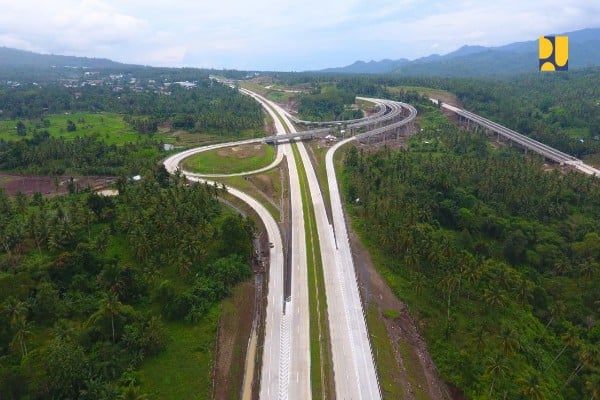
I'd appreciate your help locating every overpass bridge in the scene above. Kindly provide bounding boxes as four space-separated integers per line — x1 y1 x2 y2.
261 98 412 144
439 102 600 177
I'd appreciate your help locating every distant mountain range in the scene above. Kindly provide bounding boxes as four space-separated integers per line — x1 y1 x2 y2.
320 28 600 76
0 47 129 69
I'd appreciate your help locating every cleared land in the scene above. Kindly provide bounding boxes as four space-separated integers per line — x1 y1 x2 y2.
0 173 115 196
0 112 168 145
182 144 276 175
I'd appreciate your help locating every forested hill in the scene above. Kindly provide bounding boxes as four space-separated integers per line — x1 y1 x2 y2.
0 47 128 69
321 28 600 76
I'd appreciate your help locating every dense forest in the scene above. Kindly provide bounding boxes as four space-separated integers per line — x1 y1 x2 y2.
0 133 163 176
296 85 361 121
0 170 254 399
343 105 600 399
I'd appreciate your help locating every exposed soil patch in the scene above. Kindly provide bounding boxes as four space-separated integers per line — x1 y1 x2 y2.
217 144 267 159
249 174 277 199
213 281 256 400
0 174 116 197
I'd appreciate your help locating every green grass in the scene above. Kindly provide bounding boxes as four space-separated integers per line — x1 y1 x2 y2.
292 143 334 399
563 127 589 139
0 112 172 145
397 339 432 400
366 306 405 400
387 86 458 105
182 144 275 175
266 91 296 103
137 308 219 400
356 98 377 110
218 174 281 222
307 142 331 216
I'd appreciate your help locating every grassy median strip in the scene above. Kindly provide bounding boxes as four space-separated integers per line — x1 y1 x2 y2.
292 143 335 399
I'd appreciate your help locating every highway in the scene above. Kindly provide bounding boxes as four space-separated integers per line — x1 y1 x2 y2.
163 81 599 399
268 96 416 399
438 101 600 177
163 154 286 399
165 83 416 399
267 97 380 399
243 90 311 400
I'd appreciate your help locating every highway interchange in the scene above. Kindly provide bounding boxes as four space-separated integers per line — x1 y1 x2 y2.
164 85 597 400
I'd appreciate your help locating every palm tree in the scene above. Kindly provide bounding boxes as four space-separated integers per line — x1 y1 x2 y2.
410 272 425 296
106 293 123 343
545 301 566 330
563 345 599 388
98 263 124 294
545 325 580 372
580 261 599 281
89 292 123 343
120 385 148 400
516 278 533 307
470 324 489 351
483 287 507 309
11 318 32 357
586 374 600 400
485 354 508 397
438 272 459 338
498 326 520 357
553 260 572 276
517 371 547 400
3 296 28 325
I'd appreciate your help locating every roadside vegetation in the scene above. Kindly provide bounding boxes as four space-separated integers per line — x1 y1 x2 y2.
342 104 600 399
0 170 254 399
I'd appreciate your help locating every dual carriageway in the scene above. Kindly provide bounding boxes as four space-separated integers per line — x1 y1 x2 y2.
164 86 598 400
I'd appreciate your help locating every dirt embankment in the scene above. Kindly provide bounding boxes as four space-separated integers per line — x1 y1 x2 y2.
348 220 454 400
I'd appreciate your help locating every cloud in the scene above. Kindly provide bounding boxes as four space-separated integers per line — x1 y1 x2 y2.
0 0 598 70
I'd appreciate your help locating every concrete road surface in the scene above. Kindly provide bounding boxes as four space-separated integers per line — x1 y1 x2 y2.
268 98 382 400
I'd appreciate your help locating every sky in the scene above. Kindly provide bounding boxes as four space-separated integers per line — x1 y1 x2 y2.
0 0 599 71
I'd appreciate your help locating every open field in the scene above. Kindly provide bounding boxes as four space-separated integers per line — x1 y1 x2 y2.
137 310 219 400
182 144 276 175
0 112 169 145
0 113 266 147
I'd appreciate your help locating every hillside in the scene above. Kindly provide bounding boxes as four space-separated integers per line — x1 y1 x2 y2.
321 28 600 76
0 47 128 69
